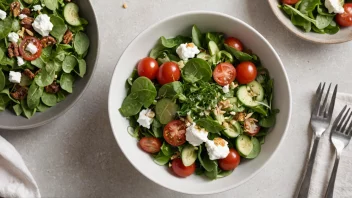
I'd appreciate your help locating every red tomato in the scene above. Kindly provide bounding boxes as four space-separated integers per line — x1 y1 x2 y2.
19 36 42 61
336 3 352 27
137 57 159 80
224 37 243 51
157 62 181 85
236 61 257 84
244 119 261 136
163 120 186 146
218 148 241 171
213 63 237 86
139 137 162 154
281 0 299 5
171 158 195 177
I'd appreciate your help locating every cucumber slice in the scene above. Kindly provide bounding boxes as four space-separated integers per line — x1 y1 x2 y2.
208 41 219 56
64 3 81 26
222 120 242 138
237 86 258 107
245 137 261 159
181 145 198 166
247 81 264 102
228 97 246 112
235 135 253 157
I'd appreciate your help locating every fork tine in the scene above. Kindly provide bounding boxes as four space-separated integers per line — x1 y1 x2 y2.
320 83 332 116
341 110 352 133
332 105 347 129
337 108 350 131
347 120 352 137
312 82 325 116
326 85 338 118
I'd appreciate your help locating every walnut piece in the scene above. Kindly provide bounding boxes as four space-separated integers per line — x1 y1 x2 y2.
23 69 35 80
21 17 34 30
21 8 31 16
234 112 246 122
45 82 60 94
10 2 21 17
8 43 19 58
11 85 28 100
62 29 73 44
41 36 57 48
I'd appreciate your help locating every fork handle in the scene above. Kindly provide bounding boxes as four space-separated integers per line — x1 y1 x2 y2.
297 136 321 198
324 155 341 198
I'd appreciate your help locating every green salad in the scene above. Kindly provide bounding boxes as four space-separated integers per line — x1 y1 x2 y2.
279 0 352 34
0 0 90 118
119 25 279 180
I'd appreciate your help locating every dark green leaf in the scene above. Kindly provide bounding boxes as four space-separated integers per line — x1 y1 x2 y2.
44 0 58 11
299 0 320 14
158 81 183 99
182 58 212 83
153 152 170 166
36 102 50 112
74 59 86 77
0 17 13 40
224 44 253 61
152 118 163 138
259 109 280 128
192 25 204 48
21 100 36 119
74 32 90 56
62 55 78 73
41 92 57 107
196 118 224 133
119 92 143 117
131 77 157 108
27 83 44 109
161 141 174 156
50 15 67 42
34 62 56 87
13 104 22 116
198 145 218 172
315 14 334 29
60 73 74 93
0 69 5 91
155 98 178 124
160 35 191 48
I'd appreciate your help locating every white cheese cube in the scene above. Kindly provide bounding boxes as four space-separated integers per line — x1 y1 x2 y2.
9 71 22 84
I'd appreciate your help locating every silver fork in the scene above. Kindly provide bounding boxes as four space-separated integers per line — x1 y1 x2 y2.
325 106 352 198
297 83 338 198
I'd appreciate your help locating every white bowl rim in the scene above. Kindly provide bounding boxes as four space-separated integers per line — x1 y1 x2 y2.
108 10 292 195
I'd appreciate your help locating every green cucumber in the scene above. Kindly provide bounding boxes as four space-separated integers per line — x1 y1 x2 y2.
208 41 219 56
235 135 253 157
237 86 258 107
181 145 198 166
245 137 261 159
222 120 242 138
64 3 81 26
228 97 245 112
247 81 264 102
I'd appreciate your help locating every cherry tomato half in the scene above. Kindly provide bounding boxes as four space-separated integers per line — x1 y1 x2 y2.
244 119 261 136
19 36 42 61
137 57 159 80
236 61 257 84
218 148 241 171
336 3 352 27
281 0 299 5
163 120 187 146
171 158 196 177
224 37 243 51
213 62 237 86
157 62 181 85
139 137 162 154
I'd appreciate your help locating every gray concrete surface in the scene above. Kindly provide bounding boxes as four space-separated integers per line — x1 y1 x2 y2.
1 0 352 197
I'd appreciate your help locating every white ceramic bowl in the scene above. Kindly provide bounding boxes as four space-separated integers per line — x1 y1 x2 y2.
108 11 292 195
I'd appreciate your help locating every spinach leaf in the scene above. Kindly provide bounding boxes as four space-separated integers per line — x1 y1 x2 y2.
205 32 224 48
160 35 191 48
131 77 157 108
158 81 183 99
192 25 204 48
0 17 13 40
0 92 10 111
149 44 167 59
283 5 316 24
21 100 36 119
0 69 5 91
12 19 20 32
153 152 170 166
196 118 224 133
291 13 312 32
161 141 174 156
74 32 90 56
62 55 78 73
41 92 57 107
0 45 5 62
155 98 178 124
37 102 50 112
27 83 44 109
152 118 163 138
317 5 335 16
259 109 280 128
119 92 143 117
13 104 22 116
323 21 340 34
217 170 233 178
224 44 253 61
60 73 74 93
34 61 56 87
44 0 58 11
127 126 139 138
74 59 86 77
299 0 320 14
57 91 65 102
198 145 217 172
50 15 67 42
315 14 334 29
0 89 19 104
31 58 45 68
182 58 212 83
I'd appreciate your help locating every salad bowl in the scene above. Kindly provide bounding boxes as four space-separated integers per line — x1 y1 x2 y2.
108 11 291 194
268 0 352 44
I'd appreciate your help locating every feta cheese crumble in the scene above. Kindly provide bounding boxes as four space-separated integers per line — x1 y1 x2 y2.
222 84 230 93
176 43 200 61
205 138 230 160
8 32 19 43
32 14 53 36
32 5 42 11
17 57 25 66
19 14 27 19
137 109 154 129
0 9 6 20
325 0 344 14
185 123 209 146
9 71 21 84
26 43 38 54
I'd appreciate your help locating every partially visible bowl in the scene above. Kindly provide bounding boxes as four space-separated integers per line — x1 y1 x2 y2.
108 11 291 194
268 0 352 44
0 1 99 130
